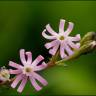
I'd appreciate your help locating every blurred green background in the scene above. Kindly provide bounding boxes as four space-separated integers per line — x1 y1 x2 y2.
0 1 96 95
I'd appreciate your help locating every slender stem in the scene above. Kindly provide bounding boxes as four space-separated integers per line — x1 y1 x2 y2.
47 51 59 68
56 50 80 65
0 77 15 85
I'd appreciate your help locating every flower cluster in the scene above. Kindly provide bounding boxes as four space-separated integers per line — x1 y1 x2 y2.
0 19 85 93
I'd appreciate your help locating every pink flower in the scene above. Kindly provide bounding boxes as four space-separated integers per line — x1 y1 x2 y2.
9 49 48 93
42 19 81 59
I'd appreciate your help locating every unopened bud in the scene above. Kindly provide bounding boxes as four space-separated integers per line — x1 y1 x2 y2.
79 40 96 55
90 41 96 48
80 32 96 46
0 66 10 82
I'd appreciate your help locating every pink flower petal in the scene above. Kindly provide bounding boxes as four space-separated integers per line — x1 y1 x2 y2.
32 55 44 67
76 43 80 48
68 34 81 42
45 40 59 49
60 43 67 58
64 22 74 36
20 49 27 65
17 76 28 93
34 62 47 71
42 29 56 40
11 74 24 88
65 44 74 56
59 19 65 34
76 34 81 40
33 72 48 86
9 61 22 69
46 24 58 36
68 41 80 49
9 69 21 74
29 76 42 91
49 43 59 55
26 52 32 64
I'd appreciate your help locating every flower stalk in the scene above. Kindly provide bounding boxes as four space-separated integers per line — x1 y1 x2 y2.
0 32 96 87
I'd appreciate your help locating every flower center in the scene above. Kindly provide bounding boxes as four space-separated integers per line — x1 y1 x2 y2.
25 67 32 73
22 66 33 76
59 36 64 40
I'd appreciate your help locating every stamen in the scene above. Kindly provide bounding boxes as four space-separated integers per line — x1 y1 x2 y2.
59 36 64 40
25 67 32 73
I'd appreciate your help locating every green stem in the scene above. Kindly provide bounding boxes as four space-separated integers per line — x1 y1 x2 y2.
56 50 80 65
47 51 59 68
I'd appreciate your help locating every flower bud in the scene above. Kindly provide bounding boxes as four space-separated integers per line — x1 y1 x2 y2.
80 32 96 46
0 66 10 82
79 40 96 55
